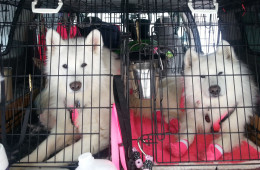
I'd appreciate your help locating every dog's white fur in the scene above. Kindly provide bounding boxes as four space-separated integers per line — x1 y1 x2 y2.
178 40 258 156
156 76 184 121
17 29 120 166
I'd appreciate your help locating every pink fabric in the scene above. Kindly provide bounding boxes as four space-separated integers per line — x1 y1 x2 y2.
111 104 127 170
130 109 260 163
153 110 179 134
169 118 179 133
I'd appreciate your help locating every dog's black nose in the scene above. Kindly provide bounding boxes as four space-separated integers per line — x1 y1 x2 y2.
70 81 82 91
209 85 221 96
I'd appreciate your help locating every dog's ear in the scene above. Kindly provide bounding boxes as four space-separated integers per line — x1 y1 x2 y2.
217 40 237 60
46 29 62 53
85 29 104 54
184 48 198 68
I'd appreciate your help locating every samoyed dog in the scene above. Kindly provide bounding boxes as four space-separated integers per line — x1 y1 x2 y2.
171 40 258 160
17 29 120 166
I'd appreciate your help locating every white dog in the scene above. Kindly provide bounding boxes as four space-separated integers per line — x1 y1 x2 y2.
17 29 120 167
171 40 258 161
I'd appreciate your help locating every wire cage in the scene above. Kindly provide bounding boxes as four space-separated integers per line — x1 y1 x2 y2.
1 0 122 169
0 0 260 169
121 0 260 169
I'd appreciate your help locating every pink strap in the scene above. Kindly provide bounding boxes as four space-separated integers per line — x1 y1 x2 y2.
111 104 127 170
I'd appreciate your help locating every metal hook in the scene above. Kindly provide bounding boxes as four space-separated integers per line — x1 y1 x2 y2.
137 136 147 156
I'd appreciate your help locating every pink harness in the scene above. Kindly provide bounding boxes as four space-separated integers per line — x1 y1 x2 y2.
212 106 237 132
111 104 127 170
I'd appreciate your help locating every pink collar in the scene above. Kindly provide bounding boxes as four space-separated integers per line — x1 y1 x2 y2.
212 112 229 132
212 105 237 132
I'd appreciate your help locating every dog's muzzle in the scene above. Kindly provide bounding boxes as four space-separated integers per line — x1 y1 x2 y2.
70 81 82 91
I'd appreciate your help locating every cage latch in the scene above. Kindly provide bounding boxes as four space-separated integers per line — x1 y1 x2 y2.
31 0 63 14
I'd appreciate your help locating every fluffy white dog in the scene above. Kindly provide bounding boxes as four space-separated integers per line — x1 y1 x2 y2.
16 29 120 167
171 40 258 161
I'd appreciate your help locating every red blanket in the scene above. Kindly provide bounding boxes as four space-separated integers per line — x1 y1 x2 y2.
130 109 260 164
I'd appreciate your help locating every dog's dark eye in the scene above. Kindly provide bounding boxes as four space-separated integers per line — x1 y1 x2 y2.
62 64 68 69
200 75 206 78
205 114 210 123
81 63 87 68
218 71 223 75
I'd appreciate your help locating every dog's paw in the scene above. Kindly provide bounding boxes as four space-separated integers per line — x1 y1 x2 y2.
170 139 188 157
199 144 223 161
